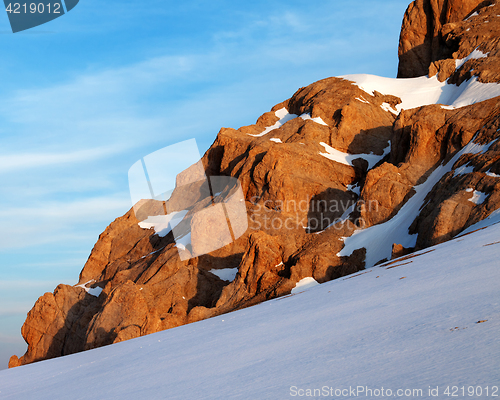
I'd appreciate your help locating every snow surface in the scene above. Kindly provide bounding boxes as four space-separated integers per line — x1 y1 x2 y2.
452 76 500 108
269 138 282 143
1 221 499 399
341 74 500 113
319 141 391 170
209 267 239 282
291 277 319 294
338 138 497 268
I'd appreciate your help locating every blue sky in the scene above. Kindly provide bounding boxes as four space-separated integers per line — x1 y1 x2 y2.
0 0 410 369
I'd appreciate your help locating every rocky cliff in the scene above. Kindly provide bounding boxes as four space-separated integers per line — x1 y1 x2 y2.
9 0 500 368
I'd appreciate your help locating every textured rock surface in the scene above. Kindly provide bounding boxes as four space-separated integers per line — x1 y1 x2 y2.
397 0 487 78
8 284 103 366
410 100 500 248
10 0 500 368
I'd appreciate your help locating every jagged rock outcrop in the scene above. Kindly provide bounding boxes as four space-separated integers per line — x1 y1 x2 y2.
8 284 104 368
397 0 488 78
10 0 500 368
410 99 500 248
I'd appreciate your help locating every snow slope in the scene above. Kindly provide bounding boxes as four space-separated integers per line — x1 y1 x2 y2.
1 221 499 399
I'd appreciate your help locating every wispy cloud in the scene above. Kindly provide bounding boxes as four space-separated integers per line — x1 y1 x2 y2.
0 146 128 173
0 280 66 289
0 195 131 250
0 196 131 219
0 305 37 317
0 333 25 344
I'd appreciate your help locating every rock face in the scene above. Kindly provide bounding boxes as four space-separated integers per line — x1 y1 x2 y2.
397 0 489 78
9 0 500 368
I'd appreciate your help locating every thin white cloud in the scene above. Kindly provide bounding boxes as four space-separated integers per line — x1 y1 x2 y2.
0 280 70 289
0 305 37 317
0 196 130 219
0 146 127 173
7 258 87 269
0 195 131 249
0 333 26 344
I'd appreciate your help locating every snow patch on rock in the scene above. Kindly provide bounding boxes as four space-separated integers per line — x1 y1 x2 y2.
75 280 103 298
468 189 489 205
455 48 489 70
341 74 500 114
453 163 475 177
210 268 239 282
250 108 327 137
319 141 390 170
381 102 398 115
299 113 328 126
347 183 361 195
355 96 370 104
251 108 298 137
139 210 188 238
